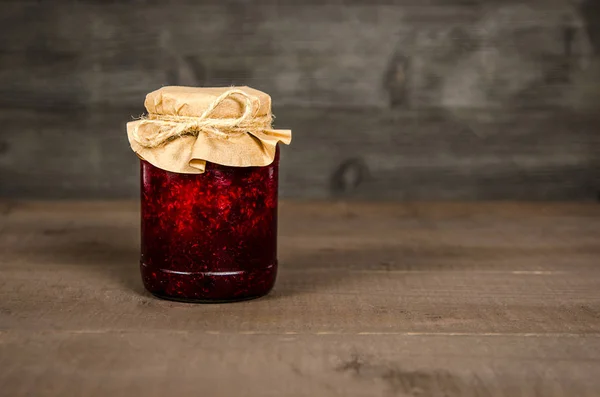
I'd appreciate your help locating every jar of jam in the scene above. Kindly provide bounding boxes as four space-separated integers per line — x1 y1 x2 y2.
126 86 291 302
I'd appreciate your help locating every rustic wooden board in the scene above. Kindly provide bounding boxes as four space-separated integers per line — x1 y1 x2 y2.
0 1 596 109
0 108 598 200
0 0 599 200
0 202 599 396
1 332 600 397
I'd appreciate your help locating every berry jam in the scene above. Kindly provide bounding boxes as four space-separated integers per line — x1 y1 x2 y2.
140 148 279 303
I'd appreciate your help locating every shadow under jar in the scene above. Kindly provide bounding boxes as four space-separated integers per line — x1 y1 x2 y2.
140 148 280 303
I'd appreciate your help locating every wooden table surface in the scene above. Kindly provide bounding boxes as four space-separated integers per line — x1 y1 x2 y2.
1 201 599 397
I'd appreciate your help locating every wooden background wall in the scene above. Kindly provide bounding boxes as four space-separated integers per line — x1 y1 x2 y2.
0 0 599 200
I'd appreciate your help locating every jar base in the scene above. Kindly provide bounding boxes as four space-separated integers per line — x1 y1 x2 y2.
140 262 277 304
149 291 270 304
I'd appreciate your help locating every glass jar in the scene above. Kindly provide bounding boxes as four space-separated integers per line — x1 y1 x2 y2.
140 147 280 303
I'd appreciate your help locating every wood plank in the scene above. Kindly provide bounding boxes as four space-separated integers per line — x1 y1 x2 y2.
1 332 599 397
0 108 598 200
1 201 599 395
1 202 599 334
0 1 596 109
0 0 599 199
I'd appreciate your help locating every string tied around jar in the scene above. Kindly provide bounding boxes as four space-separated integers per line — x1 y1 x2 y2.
130 89 281 148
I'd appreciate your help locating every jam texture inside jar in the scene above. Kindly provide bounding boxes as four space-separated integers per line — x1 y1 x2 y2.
140 148 280 302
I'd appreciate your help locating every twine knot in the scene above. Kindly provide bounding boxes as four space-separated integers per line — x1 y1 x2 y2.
131 89 273 148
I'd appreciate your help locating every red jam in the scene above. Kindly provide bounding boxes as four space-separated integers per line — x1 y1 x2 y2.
140 148 279 303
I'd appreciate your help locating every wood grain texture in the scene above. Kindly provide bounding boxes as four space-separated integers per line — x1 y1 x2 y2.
0 108 598 199
0 0 599 200
0 201 599 396
2 333 600 397
0 1 596 109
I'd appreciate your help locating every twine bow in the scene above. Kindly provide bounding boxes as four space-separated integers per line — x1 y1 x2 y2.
131 89 278 148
